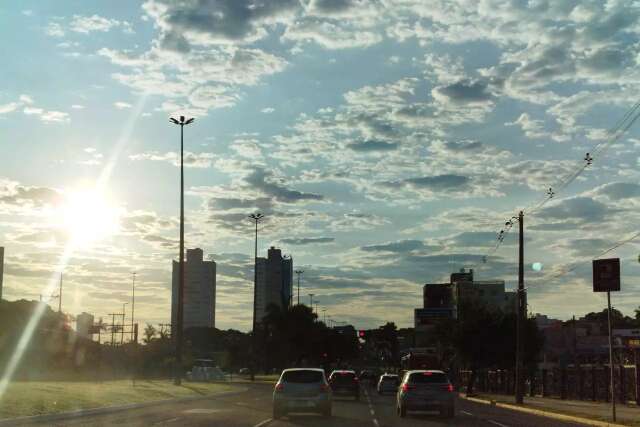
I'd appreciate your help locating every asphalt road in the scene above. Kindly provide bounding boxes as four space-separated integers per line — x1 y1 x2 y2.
16 382 590 427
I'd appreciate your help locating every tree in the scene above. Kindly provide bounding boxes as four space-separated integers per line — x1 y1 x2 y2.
143 323 157 344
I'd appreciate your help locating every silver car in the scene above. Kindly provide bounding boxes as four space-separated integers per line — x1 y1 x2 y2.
377 373 399 394
397 370 455 418
273 368 332 419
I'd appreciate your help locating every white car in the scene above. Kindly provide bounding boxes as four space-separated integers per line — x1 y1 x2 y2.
273 368 332 419
187 359 227 382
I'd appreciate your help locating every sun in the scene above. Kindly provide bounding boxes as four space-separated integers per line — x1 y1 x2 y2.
58 187 121 246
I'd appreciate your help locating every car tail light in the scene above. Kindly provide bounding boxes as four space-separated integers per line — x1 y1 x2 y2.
354 377 359 382
401 383 414 392
275 383 284 392
447 383 454 392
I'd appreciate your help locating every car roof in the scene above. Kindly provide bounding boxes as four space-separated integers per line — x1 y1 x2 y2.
281 368 325 373
406 370 445 374
382 373 398 377
330 370 356 374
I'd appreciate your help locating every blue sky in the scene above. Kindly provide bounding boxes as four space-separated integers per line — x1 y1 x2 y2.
2 0 640 331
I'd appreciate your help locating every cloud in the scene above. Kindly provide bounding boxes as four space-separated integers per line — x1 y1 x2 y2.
538 196 619 224
261 107 275 114
280 237 335 245
347 139 398 152
361 240 425 253
114 101 132 109
69 14 130 34
243 167 324 203
129 151 215 168
592 182 640 201
432 79 494 105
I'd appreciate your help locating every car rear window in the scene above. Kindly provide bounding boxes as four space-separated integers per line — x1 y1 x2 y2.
281 370 324 383
331 372 356 382
408 372 449 384
382 376 398 383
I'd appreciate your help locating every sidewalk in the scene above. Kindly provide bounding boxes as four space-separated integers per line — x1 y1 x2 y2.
465 393 640 426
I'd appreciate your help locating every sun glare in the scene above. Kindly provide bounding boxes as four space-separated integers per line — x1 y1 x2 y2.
58 188 121 246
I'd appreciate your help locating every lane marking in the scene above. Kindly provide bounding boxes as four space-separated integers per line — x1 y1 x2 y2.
253 418 273 427
488 420 509 427
372 419 380 427
152 417 179 425
460 410 473 415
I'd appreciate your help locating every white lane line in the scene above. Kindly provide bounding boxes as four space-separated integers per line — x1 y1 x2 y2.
152 417 179 425
460 410 473 415
253 418 273 427
372 419 380 427
488 420 509 427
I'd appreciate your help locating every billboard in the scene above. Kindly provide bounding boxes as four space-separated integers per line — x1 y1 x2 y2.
592 258 620 292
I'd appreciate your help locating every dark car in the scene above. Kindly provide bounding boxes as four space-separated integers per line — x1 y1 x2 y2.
328 370 360 400
397 370 455 418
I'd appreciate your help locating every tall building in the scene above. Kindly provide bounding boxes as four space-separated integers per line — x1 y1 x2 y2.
76 312 95 339
255 246 293 323
0 246 4 301
171 248 216 334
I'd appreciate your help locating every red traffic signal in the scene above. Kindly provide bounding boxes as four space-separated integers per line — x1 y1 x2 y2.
358 330 365 338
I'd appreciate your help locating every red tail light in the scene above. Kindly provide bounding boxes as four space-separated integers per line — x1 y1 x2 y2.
401 383 414 392
275 383 284 392
447 383 454 392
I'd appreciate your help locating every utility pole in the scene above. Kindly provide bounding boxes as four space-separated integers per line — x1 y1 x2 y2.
515 210 525 404
58 274 62 314
170 115 194 386
309 293 314 309
121 303 128 345
109 313 117 346
322 308 327 324
249 212 264 382
131 272 136 343
295 270 304 305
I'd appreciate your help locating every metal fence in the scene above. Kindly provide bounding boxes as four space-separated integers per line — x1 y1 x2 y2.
460 365 640 405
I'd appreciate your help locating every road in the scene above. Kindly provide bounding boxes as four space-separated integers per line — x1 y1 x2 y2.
16 383 589 427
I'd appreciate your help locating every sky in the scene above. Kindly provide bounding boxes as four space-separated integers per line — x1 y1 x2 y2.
1 0 640 332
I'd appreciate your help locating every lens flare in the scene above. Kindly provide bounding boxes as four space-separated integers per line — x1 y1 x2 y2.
532 262 543 272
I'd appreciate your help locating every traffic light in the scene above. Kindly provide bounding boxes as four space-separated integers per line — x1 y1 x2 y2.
358 330 365 338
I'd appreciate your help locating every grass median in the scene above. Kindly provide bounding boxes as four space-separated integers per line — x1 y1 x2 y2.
0 380 236 419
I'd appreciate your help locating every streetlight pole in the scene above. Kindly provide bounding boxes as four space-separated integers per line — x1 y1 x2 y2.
131 272 136 343
322 308 327 324
295 270 304 305
249 212 264 382
309 293 314 309
170 115 194 386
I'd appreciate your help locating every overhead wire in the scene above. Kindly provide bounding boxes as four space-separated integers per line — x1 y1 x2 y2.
463 99 640 272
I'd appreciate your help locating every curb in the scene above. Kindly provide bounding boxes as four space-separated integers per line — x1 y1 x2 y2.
461 395 628 427
0 385 248 426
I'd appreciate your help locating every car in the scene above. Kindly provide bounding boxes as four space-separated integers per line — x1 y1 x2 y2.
238 367 250 375
328 370 360 400
377 373 400 394
272 368 332 419
187 359 227 382
397 370 455 418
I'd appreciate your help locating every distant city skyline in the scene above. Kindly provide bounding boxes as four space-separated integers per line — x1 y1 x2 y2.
1 1 640 330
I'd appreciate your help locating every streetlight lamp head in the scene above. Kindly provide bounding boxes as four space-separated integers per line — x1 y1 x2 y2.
185 118 195 124
180 115 185 123
249 212 264 221
169 117 179 124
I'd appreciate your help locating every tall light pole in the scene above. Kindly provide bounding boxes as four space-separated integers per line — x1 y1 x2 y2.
249 212 264 382
295 270 304 305
170 115 194 386
131 272 136 343
322 308 327 324
309 293 314 309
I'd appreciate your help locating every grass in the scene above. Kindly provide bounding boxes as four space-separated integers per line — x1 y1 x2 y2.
0 380 236 419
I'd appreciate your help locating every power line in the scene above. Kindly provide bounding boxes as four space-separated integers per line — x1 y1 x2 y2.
463 100 640 271
546 230 640 281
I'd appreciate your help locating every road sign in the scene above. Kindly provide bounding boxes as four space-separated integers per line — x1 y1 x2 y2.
592 258 620 292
